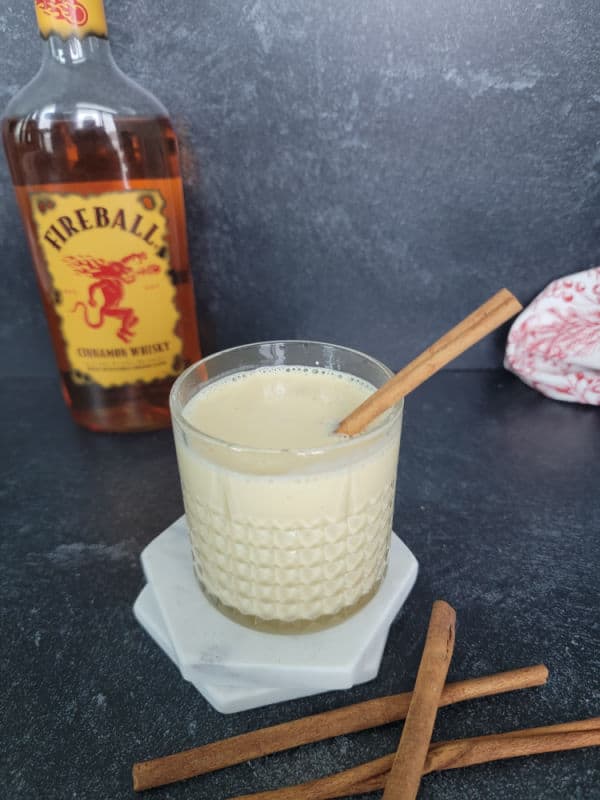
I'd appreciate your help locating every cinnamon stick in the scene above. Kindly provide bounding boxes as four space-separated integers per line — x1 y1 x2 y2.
132 664 546 791
424 719 600 774
336 288 522 436
382 600 456 799
229 719 600 800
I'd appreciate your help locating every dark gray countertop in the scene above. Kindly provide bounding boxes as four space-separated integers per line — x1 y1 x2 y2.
2 371 599 799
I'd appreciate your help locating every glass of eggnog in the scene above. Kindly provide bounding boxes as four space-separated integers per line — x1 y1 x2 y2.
170 341 403 633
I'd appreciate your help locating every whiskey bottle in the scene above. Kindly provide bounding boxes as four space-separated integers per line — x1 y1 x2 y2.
2 0 202 432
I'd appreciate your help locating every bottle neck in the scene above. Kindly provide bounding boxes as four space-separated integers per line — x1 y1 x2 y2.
43 33 113 67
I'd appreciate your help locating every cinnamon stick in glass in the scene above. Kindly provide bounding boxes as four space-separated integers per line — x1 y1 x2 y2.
337 288 522 436
382 600 456 799
229 718 600 800
132 664 546 791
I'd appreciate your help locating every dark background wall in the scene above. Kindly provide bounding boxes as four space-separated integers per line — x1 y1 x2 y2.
1 0 599 376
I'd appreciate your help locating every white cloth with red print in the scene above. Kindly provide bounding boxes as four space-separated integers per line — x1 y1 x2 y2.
504 266 600 405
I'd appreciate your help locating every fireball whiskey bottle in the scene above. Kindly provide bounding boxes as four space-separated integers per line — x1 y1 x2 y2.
2 0 202 432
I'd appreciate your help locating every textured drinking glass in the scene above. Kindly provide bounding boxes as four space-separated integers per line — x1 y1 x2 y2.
170 341 404 633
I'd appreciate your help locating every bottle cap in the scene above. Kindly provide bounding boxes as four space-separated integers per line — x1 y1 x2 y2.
34 0 108 40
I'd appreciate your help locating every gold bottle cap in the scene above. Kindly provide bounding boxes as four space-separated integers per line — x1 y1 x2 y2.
34 0 108 40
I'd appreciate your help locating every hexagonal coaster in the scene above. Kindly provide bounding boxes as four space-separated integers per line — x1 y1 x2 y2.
139 516 418 693
133 583 390 714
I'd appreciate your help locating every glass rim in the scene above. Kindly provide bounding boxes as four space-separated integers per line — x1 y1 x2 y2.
169 340 404 457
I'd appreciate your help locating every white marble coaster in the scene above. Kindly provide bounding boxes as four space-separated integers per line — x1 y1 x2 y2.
134 583 390 713
139 516 418 694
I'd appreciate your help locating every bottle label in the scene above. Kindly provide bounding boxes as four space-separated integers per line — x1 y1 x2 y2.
34 0 108 40
29 187 183 388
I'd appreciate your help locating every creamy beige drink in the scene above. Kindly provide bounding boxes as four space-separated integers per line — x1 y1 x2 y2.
171 343 403 631
183 367 373 450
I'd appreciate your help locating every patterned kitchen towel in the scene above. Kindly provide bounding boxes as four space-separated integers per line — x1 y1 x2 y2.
504 266 600 405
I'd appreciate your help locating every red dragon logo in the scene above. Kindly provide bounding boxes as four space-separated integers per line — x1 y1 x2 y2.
35 0 89 27
65 253 160 344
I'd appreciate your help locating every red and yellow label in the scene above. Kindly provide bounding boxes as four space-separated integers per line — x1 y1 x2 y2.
30 188 182 388
34 0 108 40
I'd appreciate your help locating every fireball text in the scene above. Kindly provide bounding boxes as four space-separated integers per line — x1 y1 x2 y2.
43 206 160 252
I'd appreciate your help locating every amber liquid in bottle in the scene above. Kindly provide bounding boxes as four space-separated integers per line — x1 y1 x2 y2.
3 1 202 433
3 115 201 432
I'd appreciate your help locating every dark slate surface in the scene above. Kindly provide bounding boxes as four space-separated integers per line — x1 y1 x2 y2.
2 1 600 374
1 371 599 799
